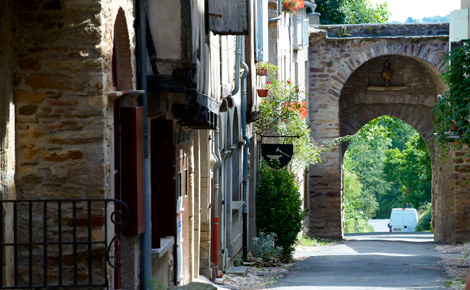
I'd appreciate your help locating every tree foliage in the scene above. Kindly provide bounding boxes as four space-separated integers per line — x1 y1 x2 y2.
344 116 432 225
315 0 390 24
383 134 432 210
417 202 432 231
405 15 450 23
344 119 392 219
344 169 376 233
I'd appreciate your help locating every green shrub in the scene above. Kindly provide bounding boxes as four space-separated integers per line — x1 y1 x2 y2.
417 202 432 232
256 162 305 258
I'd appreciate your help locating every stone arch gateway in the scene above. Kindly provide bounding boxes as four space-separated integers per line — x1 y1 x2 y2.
307 23 470 243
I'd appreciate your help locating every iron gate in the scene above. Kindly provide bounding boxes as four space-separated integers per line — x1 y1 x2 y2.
0 199 129 289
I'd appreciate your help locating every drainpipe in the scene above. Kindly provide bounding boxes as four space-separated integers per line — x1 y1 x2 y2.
137 0 152 289
232 36 242 96
212 122 222 280
240 40 250 261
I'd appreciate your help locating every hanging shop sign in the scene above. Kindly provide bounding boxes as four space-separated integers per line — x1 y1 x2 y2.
261 144 293 169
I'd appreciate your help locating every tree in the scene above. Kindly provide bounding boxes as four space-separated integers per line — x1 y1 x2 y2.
344 116 431 220
315 0 345 24
344 169 377 233
383 134 432 210
344 120 392 217
315 0 390 24
405 17 418 23
422 15 449 23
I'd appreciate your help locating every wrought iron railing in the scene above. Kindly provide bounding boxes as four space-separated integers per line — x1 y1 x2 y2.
0 199 129 289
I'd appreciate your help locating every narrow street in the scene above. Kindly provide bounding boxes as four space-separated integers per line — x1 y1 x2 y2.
271 233 449 290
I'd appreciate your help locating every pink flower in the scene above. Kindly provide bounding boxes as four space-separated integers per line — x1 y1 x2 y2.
287 80 291 84
266 81 271 84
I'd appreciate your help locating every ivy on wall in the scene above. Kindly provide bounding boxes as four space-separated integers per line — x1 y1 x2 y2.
433 41 470 153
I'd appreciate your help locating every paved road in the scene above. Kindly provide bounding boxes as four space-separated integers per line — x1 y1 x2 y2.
271 232 448 290
369 219 390 232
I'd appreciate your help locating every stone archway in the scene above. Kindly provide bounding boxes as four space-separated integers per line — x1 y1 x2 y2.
307 24 469 243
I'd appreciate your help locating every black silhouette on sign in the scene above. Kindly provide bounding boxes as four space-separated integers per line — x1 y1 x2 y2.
261 144 293 169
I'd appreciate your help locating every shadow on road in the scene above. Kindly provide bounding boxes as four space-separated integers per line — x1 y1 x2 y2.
271 232 447 290
346 232 435 242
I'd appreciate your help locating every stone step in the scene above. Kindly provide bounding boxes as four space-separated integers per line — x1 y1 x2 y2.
225 266 248 276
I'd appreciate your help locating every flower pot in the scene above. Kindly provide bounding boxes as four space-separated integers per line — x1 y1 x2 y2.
256 68 268 75
257 89 269 98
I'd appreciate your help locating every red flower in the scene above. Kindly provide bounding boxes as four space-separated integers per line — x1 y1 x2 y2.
282 101 308 119
281 0 305 14
287 80 291 84
451 125 456 131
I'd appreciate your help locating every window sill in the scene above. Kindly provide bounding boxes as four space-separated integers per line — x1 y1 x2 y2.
151 236 175 260
232 201 245 212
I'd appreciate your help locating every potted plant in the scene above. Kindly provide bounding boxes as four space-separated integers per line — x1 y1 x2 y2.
281 0 305 14
256 62 279 76
257 81 271 97
257 88 269 97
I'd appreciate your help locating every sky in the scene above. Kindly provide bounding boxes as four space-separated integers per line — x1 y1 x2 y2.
368 0 460 23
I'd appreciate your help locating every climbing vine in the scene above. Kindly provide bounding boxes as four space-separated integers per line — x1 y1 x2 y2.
433 41 470 153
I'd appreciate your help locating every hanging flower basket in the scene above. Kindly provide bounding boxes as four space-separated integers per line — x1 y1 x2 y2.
257 89 269 98
256 68 268 75
256 62 278 76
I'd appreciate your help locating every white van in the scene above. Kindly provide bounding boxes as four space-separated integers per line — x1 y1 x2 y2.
388 208 418 232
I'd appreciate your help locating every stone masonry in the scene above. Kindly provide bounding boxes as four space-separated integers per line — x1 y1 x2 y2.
307 23 470 242
5 0 137 286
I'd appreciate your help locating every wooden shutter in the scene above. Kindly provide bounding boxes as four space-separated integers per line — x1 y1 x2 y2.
302 19 309 47
208 0 249 35
121 107 145 236
255 0 268 61
151 119 176 249
450 9 469 43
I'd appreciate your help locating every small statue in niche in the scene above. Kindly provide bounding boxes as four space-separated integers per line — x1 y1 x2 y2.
381 61 392 86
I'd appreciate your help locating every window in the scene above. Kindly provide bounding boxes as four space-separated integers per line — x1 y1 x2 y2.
292 17 309 48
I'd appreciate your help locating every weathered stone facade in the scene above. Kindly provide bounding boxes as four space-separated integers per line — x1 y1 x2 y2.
0 0 16 286
307 23 470 242
2 0 139 287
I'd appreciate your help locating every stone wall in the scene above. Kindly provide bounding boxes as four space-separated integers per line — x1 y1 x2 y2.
433 147 470 243
308 25 450 240
0 0 16 285
318 23 449 38
10 0 137 287
14 0 107 199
